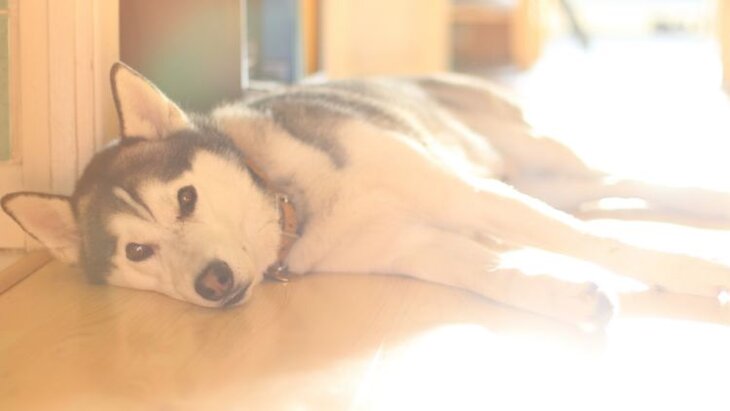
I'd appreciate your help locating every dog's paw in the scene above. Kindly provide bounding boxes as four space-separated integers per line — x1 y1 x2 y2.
535 281 617 329
581 284 616 328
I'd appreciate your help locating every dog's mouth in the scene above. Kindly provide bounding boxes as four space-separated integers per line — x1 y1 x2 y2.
222 285 248 308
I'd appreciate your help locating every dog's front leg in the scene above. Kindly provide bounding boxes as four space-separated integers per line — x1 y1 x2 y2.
313 223 614 327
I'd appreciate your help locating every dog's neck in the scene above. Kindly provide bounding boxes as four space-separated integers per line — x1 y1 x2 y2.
245 159 299 282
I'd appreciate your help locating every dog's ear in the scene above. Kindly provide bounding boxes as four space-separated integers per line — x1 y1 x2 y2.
1 193 80 264
110 62 192 140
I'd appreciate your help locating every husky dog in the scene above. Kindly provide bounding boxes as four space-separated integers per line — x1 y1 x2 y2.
3 63 730 326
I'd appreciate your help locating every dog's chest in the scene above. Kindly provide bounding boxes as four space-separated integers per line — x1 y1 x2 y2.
263 119 487 273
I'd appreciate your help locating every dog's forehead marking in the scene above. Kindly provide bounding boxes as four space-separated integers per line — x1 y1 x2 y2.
74 191 94 220
112 186 156 222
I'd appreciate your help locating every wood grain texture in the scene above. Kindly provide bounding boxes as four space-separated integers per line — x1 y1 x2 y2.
0 261 586 410
1 220 729 410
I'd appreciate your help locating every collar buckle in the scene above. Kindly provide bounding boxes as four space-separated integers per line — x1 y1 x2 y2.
245 159 300 284
265 263 290 283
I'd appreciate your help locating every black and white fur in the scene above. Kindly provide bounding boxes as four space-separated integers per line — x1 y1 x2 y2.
3 63 730 326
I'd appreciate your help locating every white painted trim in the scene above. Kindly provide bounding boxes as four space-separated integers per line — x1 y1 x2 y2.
93 0 119 147
75 0 96 171
0 0 23 248
7 0 18 162
19 0 51 193
0 0 119 250
49 0 79 194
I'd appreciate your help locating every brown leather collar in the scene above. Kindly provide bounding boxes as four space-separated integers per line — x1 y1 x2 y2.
245 160 299 282
264 193 299 282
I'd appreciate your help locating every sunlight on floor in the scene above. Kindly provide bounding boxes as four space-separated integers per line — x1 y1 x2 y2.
348 321 730 411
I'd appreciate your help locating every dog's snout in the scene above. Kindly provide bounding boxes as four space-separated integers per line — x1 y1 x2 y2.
195 260 234 301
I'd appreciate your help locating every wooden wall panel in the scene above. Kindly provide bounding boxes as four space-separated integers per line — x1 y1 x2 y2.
0 0 118 249
75 0 96 173
321 0 450 77
48 1 78 194
18 0 51 194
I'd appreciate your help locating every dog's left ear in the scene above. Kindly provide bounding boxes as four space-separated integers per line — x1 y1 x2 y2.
111 62 192 140
1 193 80 264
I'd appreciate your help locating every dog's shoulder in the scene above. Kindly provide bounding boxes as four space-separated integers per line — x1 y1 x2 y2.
212 79 431 168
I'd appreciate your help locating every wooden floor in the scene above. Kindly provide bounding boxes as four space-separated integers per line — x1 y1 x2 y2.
1 219 729 410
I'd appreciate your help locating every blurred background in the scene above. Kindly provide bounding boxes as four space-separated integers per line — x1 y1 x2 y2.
118 0 729 99
119 0 730 188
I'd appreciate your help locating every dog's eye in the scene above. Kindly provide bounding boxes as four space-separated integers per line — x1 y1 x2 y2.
177 185 197 217
126 243 154 262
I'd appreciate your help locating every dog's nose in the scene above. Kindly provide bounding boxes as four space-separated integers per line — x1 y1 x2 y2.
195 260 234 301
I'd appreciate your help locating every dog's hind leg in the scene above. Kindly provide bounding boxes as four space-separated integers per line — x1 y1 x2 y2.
513 174 730 228
419 177 730 299
417 74 602 180
419 75 730 226
585 179 730 226
417 75 730 296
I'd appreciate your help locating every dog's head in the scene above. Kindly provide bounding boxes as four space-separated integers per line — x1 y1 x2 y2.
1 63 281 307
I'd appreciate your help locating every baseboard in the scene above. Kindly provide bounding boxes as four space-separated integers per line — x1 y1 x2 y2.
0 250 52 295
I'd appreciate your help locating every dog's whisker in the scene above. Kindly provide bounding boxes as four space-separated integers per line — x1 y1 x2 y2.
256 219 279 234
